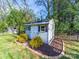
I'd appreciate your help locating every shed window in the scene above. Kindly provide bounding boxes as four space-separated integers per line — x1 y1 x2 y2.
39 25 47 32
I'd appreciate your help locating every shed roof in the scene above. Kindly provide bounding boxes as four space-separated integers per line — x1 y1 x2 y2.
25 21 49 25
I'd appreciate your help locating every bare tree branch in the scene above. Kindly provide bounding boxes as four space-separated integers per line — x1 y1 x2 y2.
35 0 53 19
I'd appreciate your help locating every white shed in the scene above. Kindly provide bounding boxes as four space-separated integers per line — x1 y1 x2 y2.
25 19 55 45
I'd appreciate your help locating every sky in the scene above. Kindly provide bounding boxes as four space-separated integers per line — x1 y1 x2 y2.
27 0 46 19
27 0 39 14
12 0 46 18
0 0 76 19
0 0 46 19
13 0 76 19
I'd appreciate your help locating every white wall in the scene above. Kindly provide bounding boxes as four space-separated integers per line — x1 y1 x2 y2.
26 25 48 44
38 32 48 44
48 19 55 45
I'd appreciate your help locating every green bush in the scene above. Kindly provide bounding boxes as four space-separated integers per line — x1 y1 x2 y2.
29 36 44 49
16 33 29 43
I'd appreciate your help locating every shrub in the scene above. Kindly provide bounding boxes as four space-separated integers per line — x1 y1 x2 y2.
16 33 29 43
20 34 29 41
29 36 44 49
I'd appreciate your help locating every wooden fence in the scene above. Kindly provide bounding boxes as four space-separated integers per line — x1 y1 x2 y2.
55 34 79 41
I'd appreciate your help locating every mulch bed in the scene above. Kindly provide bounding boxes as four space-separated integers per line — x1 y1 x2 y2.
16 38 63 57
33 38 63 56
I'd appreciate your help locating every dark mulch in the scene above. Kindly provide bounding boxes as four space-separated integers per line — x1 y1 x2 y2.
35 38 63 56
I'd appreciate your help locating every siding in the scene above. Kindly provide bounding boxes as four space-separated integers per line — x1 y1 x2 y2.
38 32 48 44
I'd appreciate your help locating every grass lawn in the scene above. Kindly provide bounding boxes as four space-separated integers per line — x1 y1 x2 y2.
2 33 79 59
59 40 79 59
0 33 45 59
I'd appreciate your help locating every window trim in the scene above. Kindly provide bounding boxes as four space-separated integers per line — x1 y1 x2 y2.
39 25 47 32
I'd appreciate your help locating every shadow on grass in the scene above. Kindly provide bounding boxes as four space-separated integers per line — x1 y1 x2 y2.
65 52 79 59
65 46 79 54
60 40 79 59
63 46 79 59
8 52 14 59
64 41 79 48
59 56 70 59
70 54 79 59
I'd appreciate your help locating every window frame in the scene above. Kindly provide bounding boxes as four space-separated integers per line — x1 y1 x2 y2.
39 25 47 32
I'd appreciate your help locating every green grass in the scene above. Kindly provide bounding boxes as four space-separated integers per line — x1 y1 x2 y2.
0 33 45 59
59 40 79 59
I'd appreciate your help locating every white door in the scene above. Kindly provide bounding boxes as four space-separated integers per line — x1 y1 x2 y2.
30 26 38 39
38 25 48 44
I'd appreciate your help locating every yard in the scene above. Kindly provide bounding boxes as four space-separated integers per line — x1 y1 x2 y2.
60 40 79 59
0 33 79 59
0 33 45 59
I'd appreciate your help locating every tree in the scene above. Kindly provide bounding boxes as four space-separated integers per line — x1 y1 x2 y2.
0 20 7 32
35 0 53 19
0 0 36 34
53 0 78 34
73 2 79 32
5 9 35 34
